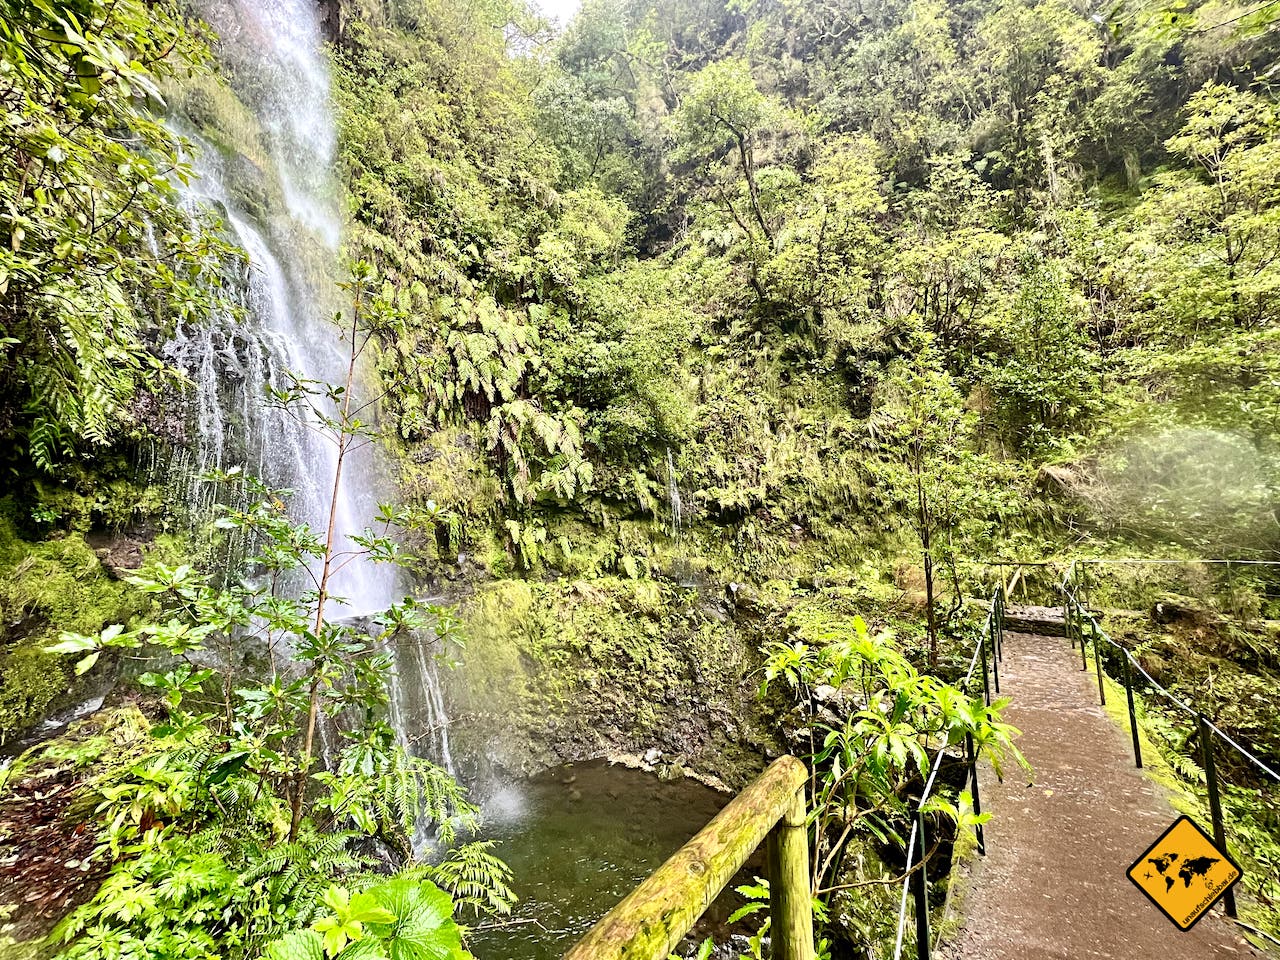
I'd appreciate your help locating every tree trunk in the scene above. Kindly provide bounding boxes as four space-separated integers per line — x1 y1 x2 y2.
918 470 938 667
288 284 363 842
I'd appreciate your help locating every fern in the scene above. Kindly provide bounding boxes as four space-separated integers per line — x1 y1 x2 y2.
422 841 517 917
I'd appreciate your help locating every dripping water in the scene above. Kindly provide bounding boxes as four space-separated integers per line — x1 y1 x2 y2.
666 447 683 539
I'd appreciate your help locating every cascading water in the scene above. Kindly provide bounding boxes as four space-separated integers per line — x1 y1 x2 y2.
666 447 683 538
159 0 454 777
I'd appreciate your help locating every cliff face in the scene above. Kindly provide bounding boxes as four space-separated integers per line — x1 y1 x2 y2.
317 0 341 41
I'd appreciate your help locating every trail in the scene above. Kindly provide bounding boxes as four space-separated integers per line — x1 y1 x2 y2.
940 624 1259 960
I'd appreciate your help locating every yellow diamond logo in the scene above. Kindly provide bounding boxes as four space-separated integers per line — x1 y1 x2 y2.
1128 815 1242 931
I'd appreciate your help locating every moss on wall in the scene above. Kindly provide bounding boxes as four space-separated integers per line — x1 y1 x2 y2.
446 575 785 787
0 520 147 743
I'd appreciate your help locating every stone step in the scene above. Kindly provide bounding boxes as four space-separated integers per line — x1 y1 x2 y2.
1003 604 1069 637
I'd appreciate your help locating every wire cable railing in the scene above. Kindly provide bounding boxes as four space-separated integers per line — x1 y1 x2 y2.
888 558 1277 958
1057 561 1280 920
890 584 1006 960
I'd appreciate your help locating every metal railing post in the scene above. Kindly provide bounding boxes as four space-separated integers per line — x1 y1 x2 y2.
979 624 991 706
990 617 1000 695
1123 654 1142 769
996 587 1005 662
966 733 985 856
1091 620 1106 706
1197 716 1237 918
912 810 931 960
1078 606 1089 673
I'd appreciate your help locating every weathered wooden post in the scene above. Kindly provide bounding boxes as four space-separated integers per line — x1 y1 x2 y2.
767 786 816 960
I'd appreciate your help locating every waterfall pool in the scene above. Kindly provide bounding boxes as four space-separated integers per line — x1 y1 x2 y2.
467 760 758 959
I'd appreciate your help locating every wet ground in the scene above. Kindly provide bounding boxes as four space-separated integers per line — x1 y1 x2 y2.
940 629 1260 960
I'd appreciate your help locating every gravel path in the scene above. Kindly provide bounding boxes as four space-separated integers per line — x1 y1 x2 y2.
938 629 1260 960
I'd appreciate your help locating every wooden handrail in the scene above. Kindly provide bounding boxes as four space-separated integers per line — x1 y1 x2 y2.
563 755 815 960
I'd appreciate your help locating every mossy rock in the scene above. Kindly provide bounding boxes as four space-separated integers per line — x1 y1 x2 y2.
445 575 783 787
0 521 148 743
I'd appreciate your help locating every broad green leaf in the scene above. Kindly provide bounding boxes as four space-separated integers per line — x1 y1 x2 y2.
265 930 327 960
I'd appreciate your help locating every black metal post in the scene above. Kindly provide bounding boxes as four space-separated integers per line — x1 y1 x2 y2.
1123 654 1142 769
913 810 931 960
1092 620 1106 706
1078 606 1089 673
979 623 991 706
996 589 1005 662
991 617 1000 695
1067 594 1076 649
1197 716 1236 918
967 733 985 856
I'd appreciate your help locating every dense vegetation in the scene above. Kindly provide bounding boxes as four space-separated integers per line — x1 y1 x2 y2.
2 0 1279 955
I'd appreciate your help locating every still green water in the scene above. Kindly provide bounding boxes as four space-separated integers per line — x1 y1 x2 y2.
467 760 755 959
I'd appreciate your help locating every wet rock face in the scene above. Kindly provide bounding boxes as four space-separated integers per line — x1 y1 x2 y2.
87 533 153 579
443 577 787 790
317 0 341 41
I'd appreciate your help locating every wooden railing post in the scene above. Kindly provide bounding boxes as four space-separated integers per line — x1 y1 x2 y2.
767 786 816 960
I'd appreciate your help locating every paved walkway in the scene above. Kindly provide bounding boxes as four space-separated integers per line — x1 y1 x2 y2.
940 628 1259 960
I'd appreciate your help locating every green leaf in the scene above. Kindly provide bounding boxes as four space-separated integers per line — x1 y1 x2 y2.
45 632 98 655
265 930 327 960
205 751 251 786
347 892 396 926
370 879 467 960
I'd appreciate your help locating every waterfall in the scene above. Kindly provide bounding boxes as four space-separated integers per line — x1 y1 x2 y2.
161 0 453 777
666 447 683 538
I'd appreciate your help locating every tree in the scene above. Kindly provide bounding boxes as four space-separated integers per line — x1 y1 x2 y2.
1135 82 1280 335
971 0 1106 210
816 0 965 184
669 58 792 246
978 255 1099 454
886 154 1010 365
0 0 227 471
759 135 887 340
872 345 982 665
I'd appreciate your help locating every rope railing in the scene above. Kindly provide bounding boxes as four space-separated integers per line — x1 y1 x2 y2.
969 557 1280 567
1059 563 1280 781
1057 563 1280 920
890 585 1006 960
